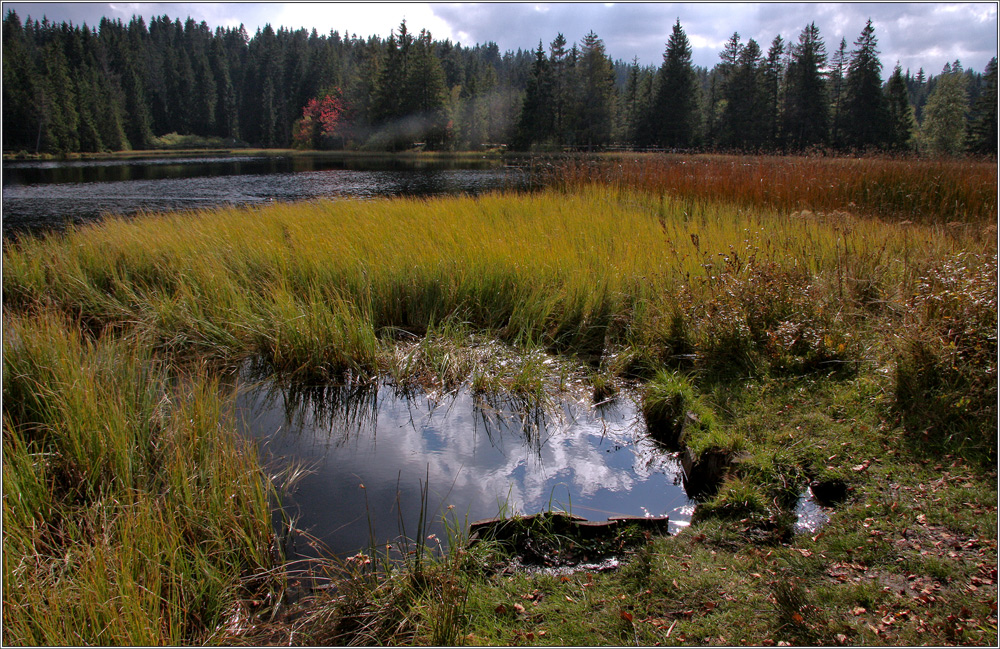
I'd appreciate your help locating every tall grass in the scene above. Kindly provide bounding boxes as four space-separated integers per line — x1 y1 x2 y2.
2 311 276 645
552 153 998 224
5 184 989 380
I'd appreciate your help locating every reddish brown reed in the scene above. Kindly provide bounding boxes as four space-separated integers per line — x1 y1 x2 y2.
552 154 997 224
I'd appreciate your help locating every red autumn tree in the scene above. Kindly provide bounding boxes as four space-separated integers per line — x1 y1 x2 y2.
292 92 345 149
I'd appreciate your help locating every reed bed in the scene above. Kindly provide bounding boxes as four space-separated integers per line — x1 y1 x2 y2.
551 154 998 224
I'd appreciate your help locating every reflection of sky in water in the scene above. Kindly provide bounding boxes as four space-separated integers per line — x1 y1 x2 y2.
794 490 831 534
235 382 692 558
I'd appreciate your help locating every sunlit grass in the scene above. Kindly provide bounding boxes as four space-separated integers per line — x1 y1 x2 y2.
5 185 990 377
2 311 276 646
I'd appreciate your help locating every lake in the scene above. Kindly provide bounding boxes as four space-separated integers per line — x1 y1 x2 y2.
1 154 536 239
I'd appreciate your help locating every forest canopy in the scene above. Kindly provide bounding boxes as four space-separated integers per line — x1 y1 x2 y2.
2 10 996 155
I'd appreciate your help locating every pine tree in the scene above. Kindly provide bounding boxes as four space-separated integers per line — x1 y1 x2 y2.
652 19 699 148
886 63 915 151
548 33 572 143
723 38 766 151
842 19 891 150
712 32 741 145
762 35 785 149
404 28 449 148
37 40 80 152
966 57 997 155
2 10 41 152
829 37 848 147
577 31 616 148
513 41 554 149
782 22 829 150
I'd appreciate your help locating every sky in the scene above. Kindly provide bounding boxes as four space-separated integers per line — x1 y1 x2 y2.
4 2 998 77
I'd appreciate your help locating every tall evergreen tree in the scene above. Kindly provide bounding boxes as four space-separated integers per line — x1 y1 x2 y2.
576 30 616 148
966 56 998 155
829 37 848 147
513 41 554 148
404 28 449 147
723 38 767 150
762 35 786 149
782 22 829 150
842 19 891 150
2 11 41 151
886 63 915 151
652 19 699 148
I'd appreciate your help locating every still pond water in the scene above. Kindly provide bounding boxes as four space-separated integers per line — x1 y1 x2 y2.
1 154 534 239
235 375 694 559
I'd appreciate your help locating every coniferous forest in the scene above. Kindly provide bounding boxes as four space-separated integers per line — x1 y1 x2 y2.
2 10 997 156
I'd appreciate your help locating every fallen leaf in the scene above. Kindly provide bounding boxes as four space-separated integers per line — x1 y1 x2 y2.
621 611 634 623
495 604 508 615
792 612 804 623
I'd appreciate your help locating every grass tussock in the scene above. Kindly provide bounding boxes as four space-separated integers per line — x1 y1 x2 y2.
2 311 276 646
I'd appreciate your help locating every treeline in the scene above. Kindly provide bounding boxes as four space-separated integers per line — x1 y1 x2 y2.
2 10 996 155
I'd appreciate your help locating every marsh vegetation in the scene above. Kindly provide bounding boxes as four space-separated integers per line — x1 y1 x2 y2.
3 153 996 645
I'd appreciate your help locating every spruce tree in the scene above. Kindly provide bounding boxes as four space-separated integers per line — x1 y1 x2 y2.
404 29 449 148
577 31 616 148
513 41 554 149
653 19 699 148
724 38 766 151
782 22 829 150
886 63 915 151
966 57 997 155
920 63 969 155
762 35 785 149
829 37 848 147
842 19 891 150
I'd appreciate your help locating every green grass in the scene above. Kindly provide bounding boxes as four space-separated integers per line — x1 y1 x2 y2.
2 311 278 645
3 155 996 645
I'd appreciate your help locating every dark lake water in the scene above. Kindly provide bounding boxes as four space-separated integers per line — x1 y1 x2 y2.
1 154 534 239
233 377 694 560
